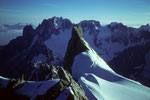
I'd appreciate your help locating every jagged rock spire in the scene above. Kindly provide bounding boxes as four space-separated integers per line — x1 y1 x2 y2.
23 25 34 39
35 67 88 100
64 25 88 73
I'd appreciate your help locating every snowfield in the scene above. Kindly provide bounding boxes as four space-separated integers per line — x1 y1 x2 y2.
44 29 72 60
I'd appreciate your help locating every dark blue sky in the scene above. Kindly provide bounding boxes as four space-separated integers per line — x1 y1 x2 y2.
0 0 150 27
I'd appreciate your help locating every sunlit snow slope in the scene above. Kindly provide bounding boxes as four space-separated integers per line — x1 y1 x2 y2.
72 40 150 100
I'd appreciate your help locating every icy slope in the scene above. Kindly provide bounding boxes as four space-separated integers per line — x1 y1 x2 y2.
79 73 150 100
69 26 150 100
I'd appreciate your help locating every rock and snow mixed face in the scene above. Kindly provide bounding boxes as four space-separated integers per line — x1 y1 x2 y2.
41 17 150 63
0 76 59 100
39 17 73 64
0 67 87 100
82 22 150 61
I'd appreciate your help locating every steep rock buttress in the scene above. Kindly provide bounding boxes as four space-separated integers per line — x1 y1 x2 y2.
64 25 88 73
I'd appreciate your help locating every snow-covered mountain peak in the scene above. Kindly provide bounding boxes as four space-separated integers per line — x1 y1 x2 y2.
36 17 73 40
41 17 72 30
63 25 115 79
107 22 126 28
79 20 101 30
50 16 63 29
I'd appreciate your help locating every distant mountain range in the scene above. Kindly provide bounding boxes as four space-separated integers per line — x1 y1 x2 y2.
0 23 27 32
0 23 35 45
0 23 36 32
0 17 150 100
